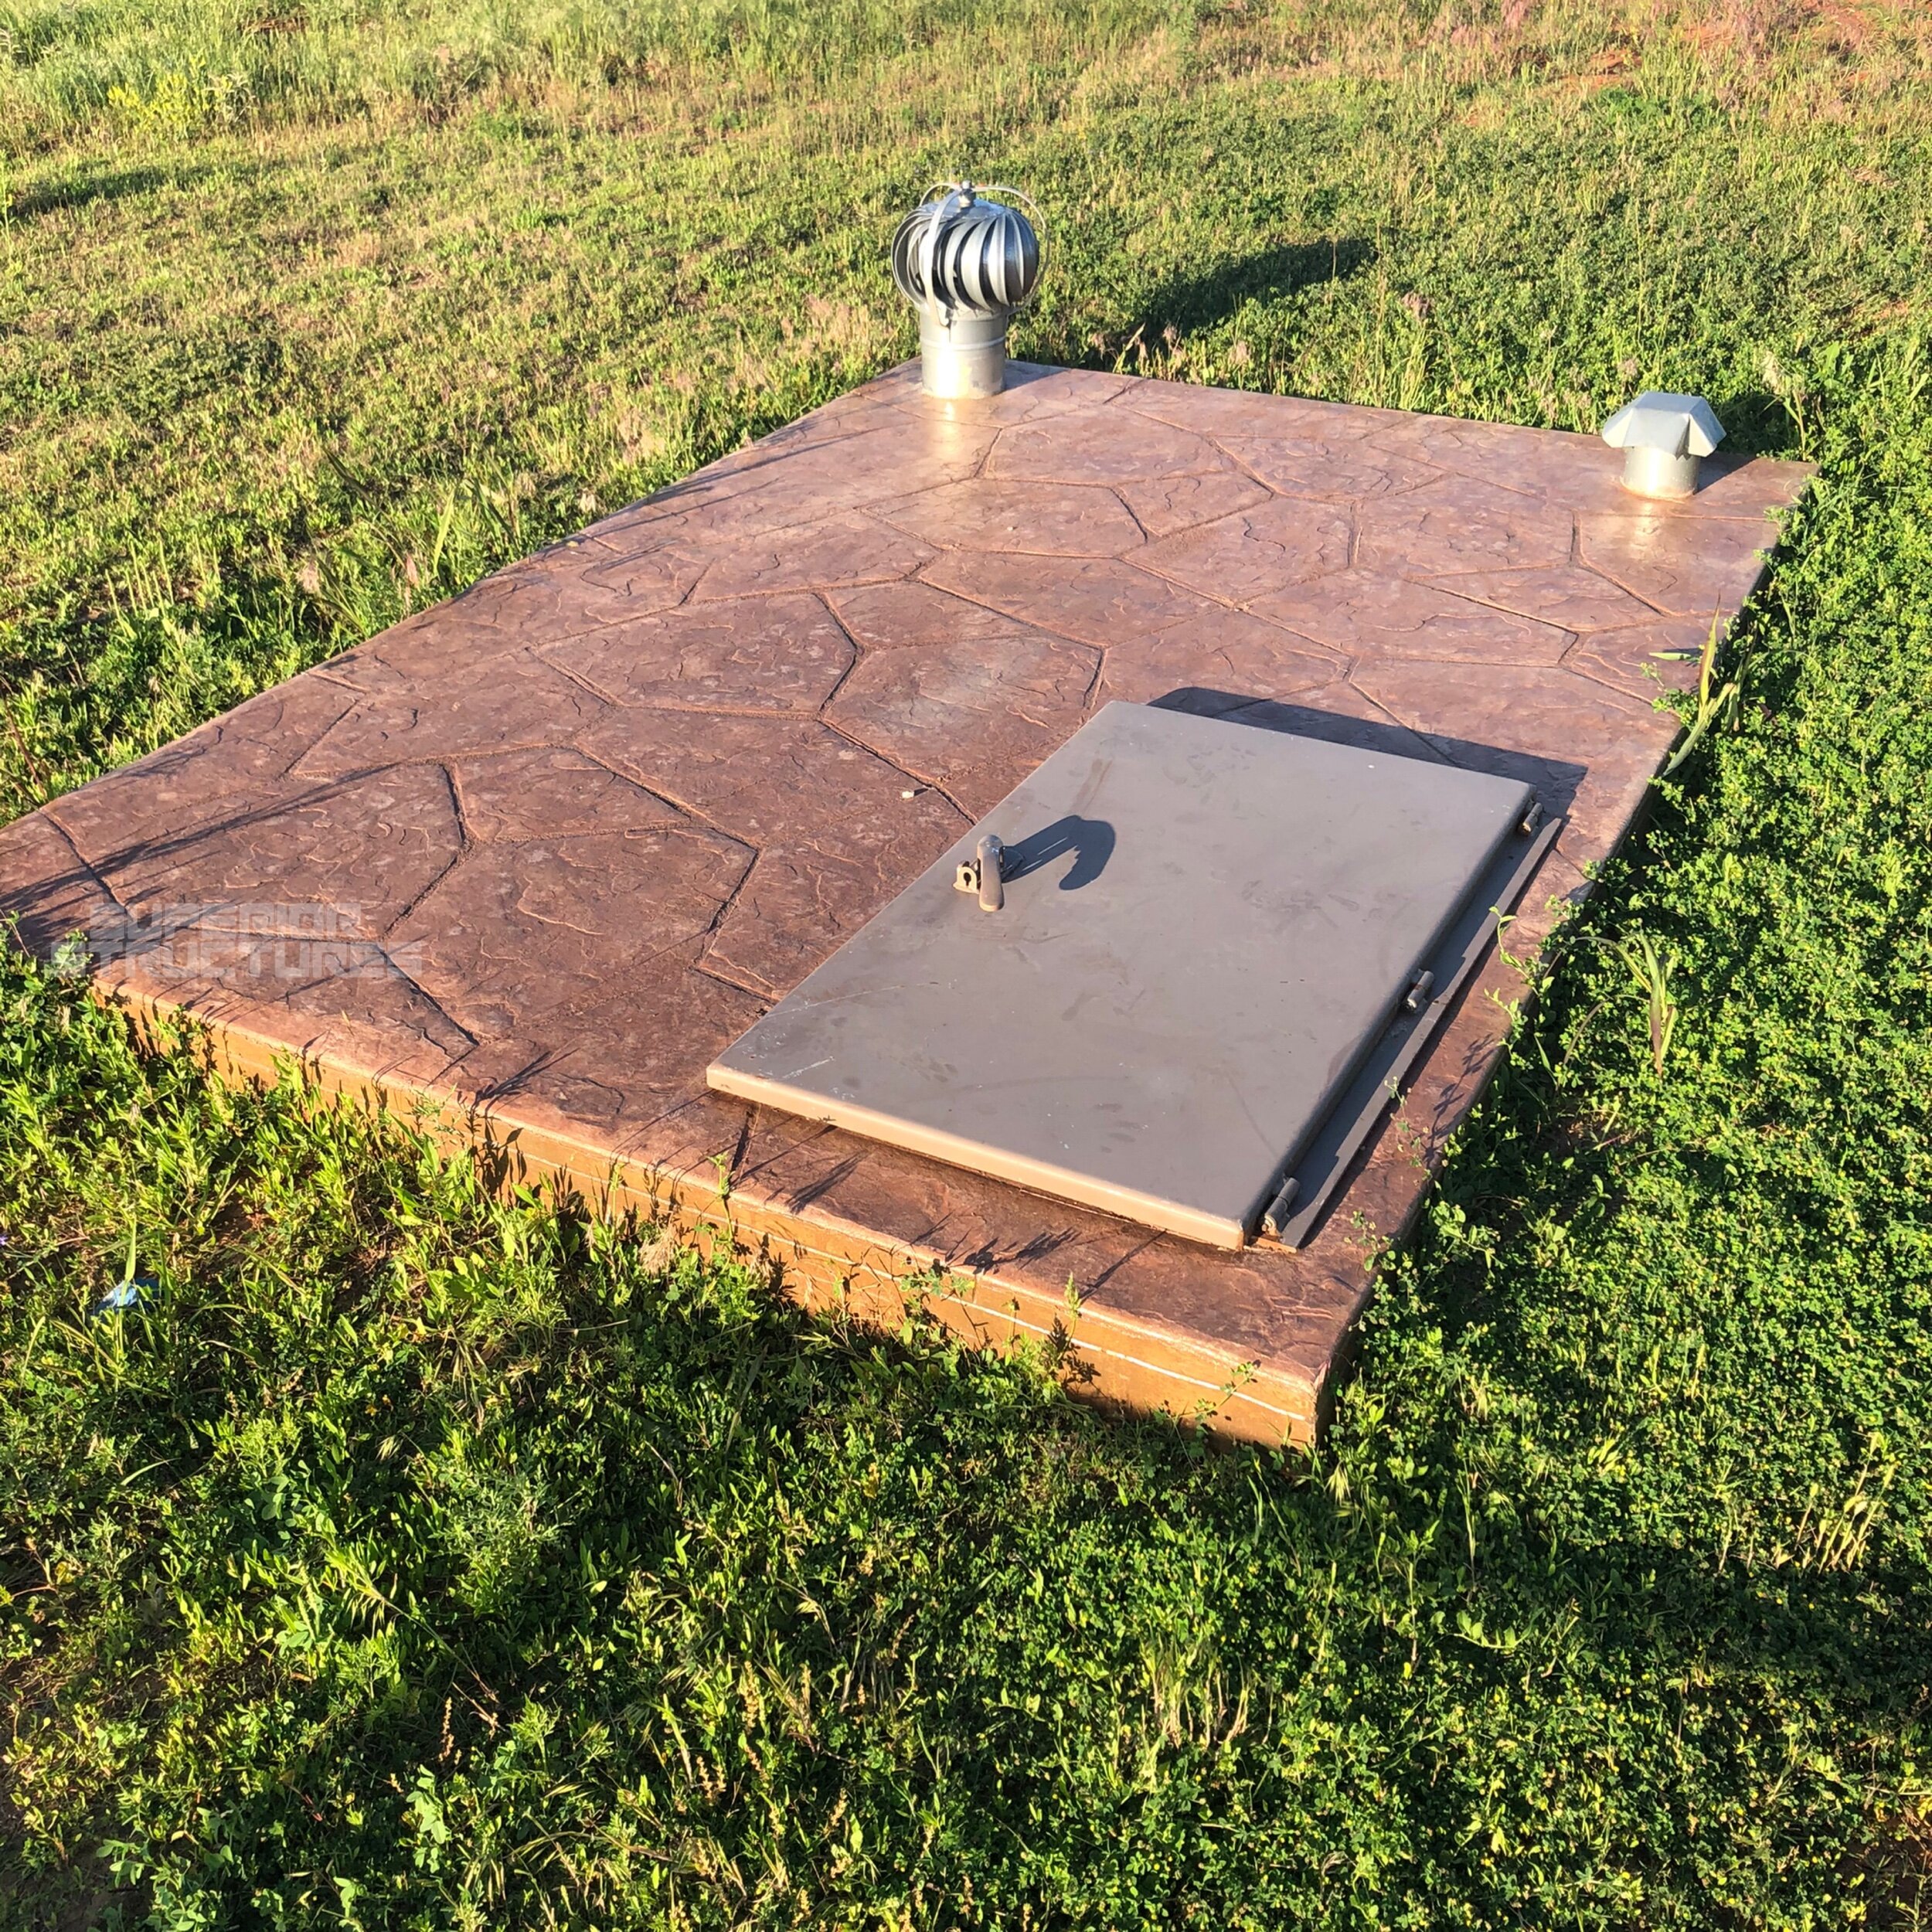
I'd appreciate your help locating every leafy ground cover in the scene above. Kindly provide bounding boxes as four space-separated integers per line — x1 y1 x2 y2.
2 1 1931 1924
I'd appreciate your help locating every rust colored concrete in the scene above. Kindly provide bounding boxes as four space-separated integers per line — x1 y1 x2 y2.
0 362 1811 1444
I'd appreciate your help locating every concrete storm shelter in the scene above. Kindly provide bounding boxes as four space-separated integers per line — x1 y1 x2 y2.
0 362 1809 1441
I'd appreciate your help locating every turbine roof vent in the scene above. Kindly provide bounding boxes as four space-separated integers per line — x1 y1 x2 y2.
891 182 1042 400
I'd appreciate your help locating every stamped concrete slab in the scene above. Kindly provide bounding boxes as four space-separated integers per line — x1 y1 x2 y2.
0 361 1811 1444
824 634 1100 818
1138 498 1354 602
876 479 1147 558
1256 569 1572 664
1094 613 1343 710
1117 470 1271 539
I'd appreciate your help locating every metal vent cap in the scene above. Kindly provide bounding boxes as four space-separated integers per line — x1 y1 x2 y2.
892 182 1043 400
1602 389 1726 499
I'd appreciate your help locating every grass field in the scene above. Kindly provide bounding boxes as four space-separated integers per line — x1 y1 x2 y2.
3 0 1931 1924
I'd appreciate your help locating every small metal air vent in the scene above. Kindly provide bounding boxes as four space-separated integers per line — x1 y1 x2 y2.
709 703 1558 1250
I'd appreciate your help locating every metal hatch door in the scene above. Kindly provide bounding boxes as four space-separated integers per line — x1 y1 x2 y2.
708 702 1548 1249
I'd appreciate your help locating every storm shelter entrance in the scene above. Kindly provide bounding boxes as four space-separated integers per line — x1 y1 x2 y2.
711 702 1557 1250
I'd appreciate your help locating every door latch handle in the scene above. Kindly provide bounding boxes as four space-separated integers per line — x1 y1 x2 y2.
954 834 1006 912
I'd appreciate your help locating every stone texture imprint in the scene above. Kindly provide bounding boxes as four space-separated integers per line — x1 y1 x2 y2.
0 365 1811 1441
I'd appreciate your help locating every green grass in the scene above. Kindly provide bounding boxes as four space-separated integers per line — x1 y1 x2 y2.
3 2 1932 1924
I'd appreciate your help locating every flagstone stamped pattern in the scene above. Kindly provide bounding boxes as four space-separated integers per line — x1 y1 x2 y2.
0 364 1810 1443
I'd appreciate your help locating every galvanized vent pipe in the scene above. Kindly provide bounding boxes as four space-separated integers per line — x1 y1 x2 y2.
1601 390 1726 500
892 183 1043 400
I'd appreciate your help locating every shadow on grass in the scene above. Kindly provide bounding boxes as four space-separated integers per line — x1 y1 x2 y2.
1708 384 1798 457
1134 236 1377 338
12 161 253 219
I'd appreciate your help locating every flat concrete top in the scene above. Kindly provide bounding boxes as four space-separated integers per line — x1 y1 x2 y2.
711 700 1532 1249
0 362 1811 1438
